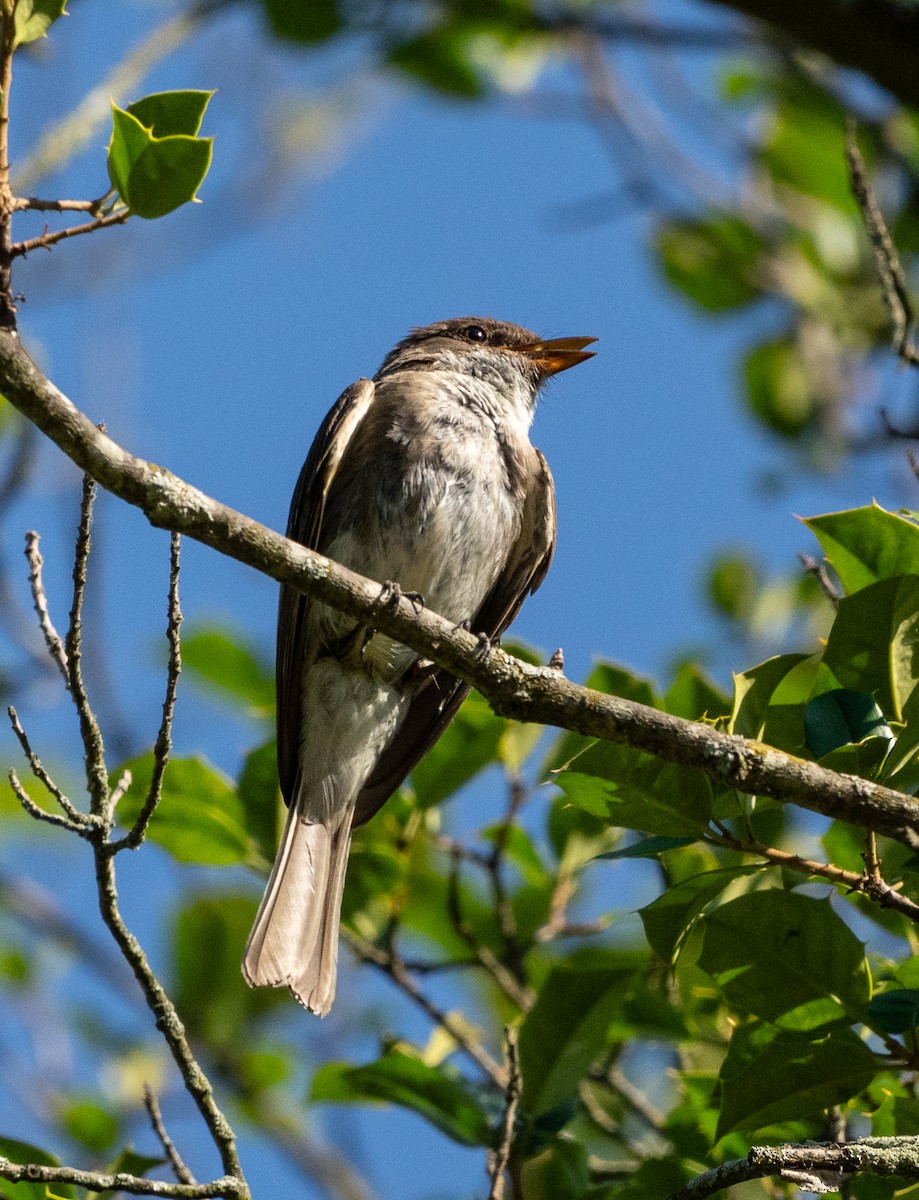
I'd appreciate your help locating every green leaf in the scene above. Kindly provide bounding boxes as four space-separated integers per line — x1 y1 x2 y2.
480 823 547 885
663 663 731 720
868 990 919 1035
804 689 893 759
107 102 213 220
761 82 855 212
59 1098 120 1153
639 866 762 963
0 1137 74 1200
716 1023 877 1139
729 652 814 745
127 90 214 138
698 890 869 1030
411 690 504 807
823 575 919 721
12 0 67 47
263 0 342 42
389 21 487 98
311 1051 492 1146
520 1138 590 1200
545 662 657 774
114 753 251 865
597 835 696 861
237 738 280 865
518 951 641 1115
656 215 765 313
744 336 814 438
181 625 274 712
555 737 713 838
804 505 919 595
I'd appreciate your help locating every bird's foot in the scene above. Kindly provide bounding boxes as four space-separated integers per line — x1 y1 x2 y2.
377 580 425 614
473 632 496 659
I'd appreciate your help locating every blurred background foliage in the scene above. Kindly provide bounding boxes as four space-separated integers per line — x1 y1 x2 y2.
5 1 919 1199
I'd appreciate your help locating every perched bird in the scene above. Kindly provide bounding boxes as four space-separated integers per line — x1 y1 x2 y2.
242 317 596 1014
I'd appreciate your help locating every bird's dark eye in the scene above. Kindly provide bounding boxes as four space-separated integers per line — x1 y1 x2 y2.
464 325 487 343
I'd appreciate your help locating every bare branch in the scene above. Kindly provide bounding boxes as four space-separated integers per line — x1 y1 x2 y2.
0 1159 241 1199
487 1028 522 1200
7 704 94 826
13 195 110 213
24 531 69 683
669 1136 919 1200
2 332 919 845
7 768 87 836
12 209 131 257
798 552 841 605
144 1085 196 1186
66 475 109 815
114 532 182 848
846 120 919 370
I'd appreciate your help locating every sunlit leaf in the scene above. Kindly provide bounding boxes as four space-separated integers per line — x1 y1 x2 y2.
804 505 919 596
657 216 765 312
127 90 214 138
12 0 67 47
179 625 274 713
639 865 762 963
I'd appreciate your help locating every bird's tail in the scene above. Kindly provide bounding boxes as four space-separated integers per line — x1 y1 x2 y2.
242 792 353 1017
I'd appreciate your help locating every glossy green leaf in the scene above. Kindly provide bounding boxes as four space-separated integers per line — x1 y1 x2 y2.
178 625 274 712
804 505 919 595
0 1137 74 1200
518 951 640 1115
823 575 919 721
411 690 504 807
639 866 762 963
729 652 814 746
12 0 67 47
698 890 869 1029
868 990 919 1034
716 1022 877 1139
656 216 764 312
744 336 813 438
263 0 342 41
663 663 731 720
556 736 713 838
817 735 893 781
311 1051 492 1146
804 689 893 759
107 103 213 220
115 753 250 865
128 90 214 137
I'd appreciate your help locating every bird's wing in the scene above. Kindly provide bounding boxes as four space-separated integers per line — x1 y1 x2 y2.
353 448 557 826
276 377 376 805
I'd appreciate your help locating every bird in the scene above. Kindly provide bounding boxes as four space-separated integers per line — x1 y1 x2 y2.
242 317 596 1014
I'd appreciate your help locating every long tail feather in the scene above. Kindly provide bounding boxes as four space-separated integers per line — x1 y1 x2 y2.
242 793 353 1016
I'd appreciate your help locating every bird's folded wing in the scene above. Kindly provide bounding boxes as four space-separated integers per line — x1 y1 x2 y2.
276 377 377 806
353 449 557 826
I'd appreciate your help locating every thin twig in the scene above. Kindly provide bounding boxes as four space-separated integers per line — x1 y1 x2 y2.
798 552 841 605
24 530 69 683
66 475 109 816
7 704 92 826
7 768 87 836
12 209 131 257
0 0 17 328
487 772 527 967
114 533 182 848
446 848 534 1010
846 119 919 370
487 1028 521 1200
707 828 919 922
13 195 110 213
345 930 507 1087
143 1085 196 1186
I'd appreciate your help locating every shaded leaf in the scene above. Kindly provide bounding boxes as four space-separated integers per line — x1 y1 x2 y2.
868 990 919 1035
519 951 642 1115
311 1051 492 1146
58 1098 119 1153
744 336 813 438
263 0 342 41
237 738 280 865
716 1022 877 1139
411 691 504 807
597 835 696 861
656 216 764 312
698 891 869 1030
639 866 762 963
804 689 893 759
0 1137 74 1200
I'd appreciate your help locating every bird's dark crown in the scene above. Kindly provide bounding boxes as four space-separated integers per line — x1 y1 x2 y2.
375 317 540 379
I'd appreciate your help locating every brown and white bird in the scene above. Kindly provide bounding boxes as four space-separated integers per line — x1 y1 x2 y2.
242 317 596 1014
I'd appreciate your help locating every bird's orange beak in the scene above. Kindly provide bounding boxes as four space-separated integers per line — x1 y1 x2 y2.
516 336 598 378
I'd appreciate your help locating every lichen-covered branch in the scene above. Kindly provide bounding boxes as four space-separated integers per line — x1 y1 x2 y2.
0 328 917 846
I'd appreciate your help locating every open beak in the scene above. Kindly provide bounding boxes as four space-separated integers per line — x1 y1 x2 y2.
517 335 598 378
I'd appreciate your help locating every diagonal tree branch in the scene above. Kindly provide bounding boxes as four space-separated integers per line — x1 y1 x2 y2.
1 329 918 845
